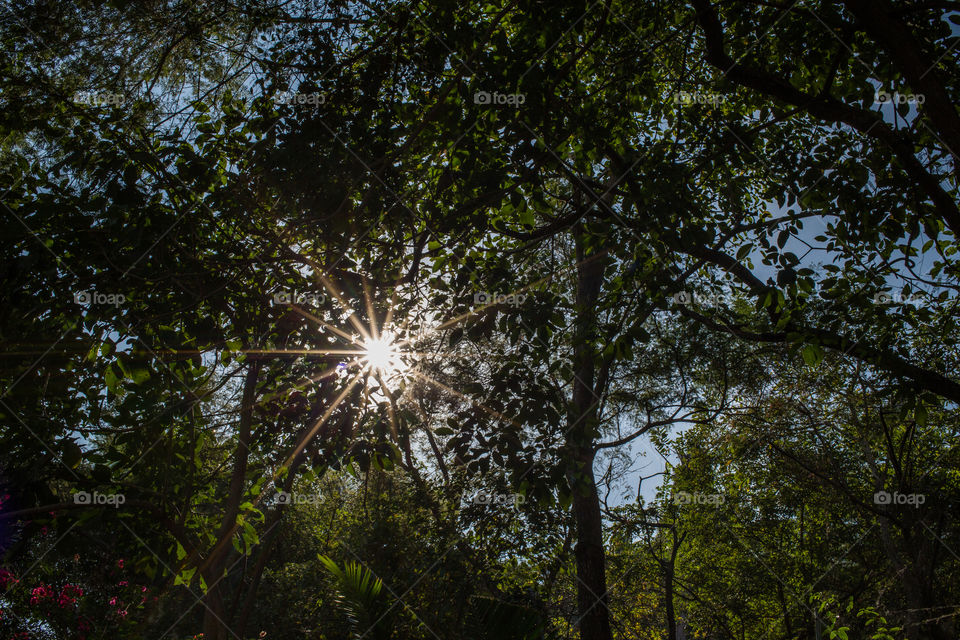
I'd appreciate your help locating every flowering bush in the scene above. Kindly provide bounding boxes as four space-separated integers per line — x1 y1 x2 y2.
0 558 151 639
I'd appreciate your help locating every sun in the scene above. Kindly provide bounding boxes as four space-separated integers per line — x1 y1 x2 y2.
361 333 405 378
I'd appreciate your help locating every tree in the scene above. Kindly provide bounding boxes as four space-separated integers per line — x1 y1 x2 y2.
1 1 959 639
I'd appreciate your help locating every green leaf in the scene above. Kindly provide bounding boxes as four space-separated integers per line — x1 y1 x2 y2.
915 403 928 426
105 364 120 392
62 439 83 468
801 344 823 367
777 230 789 248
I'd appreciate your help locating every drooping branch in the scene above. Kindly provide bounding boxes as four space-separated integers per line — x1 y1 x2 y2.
690 0 960 237
677 305 960 404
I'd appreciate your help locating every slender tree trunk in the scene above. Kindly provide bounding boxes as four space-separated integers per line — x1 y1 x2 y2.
201 361 260 639
201 568 229 640
566 224 613 640
664 528 683 640
569 445 612 640
664 557 677 640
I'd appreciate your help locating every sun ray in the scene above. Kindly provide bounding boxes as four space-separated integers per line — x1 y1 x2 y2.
195 367 366 576
284 303 361 345
383 286 398 330
408 370 526 431
316 272 372 342
425 249 608 337
278 367 366 473
361 277 381 341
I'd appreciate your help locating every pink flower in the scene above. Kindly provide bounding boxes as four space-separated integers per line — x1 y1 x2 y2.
30 584 53 603
108 597 117 605
0 568 16 589
57 584 83 608
118 580 128 586
117 559 124 569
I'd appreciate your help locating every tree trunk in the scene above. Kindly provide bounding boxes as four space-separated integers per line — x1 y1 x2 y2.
201 361 260 639
664 559 677 640
664 528 683 640
566 224 613 640
201 572 229 640
570 445 613 640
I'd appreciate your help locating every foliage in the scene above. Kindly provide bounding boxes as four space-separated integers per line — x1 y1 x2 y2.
1 0 959 639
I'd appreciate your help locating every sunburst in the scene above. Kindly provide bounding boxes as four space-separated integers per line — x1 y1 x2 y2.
361 332 405 378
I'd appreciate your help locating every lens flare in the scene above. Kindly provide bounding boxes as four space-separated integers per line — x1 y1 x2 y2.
362 333 402 377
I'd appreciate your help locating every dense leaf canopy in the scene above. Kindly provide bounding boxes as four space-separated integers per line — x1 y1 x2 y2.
1 1 959 639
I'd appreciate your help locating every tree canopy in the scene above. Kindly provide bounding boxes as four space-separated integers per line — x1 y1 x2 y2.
1 1 959 639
